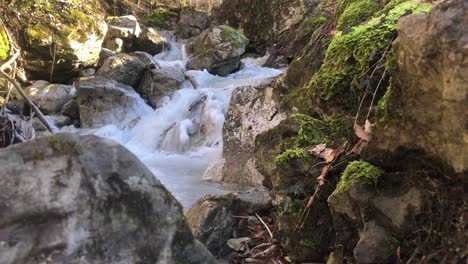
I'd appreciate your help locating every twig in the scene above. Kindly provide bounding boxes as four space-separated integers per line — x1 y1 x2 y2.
0 71 58 134
365 69 387 121
255 213 273 239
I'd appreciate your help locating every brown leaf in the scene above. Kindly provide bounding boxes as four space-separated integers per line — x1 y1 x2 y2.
364 119 372 134
253 231 265 238
354 124 370 141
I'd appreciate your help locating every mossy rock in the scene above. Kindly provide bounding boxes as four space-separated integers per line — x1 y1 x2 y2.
336 160 384 192
219 25 248 49
145 8 179 29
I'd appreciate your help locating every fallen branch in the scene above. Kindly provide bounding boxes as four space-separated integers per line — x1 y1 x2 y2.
255 213 273 239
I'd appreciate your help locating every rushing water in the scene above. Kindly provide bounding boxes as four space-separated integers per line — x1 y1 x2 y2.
79 38 283 210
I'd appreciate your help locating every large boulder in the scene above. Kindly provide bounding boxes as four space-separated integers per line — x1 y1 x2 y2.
186 25 249 76
220 85 286 185
0 133 217 264
95 53 146 88
24 80 76 115
176 7 211 39
76 76 149 128
374 0 468 173
104 15 170 55
11 0 108 83
137 66 186 108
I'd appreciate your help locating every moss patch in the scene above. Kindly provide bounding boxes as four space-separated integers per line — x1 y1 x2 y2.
336 0 383 31
275 114 350 164
220 25 249 49
336 160 383 192
0 21 9 61
145 8 178 29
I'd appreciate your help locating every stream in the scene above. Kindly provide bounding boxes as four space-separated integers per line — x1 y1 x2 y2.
80 37 283 210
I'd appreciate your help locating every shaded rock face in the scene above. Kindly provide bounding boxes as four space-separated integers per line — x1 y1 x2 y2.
137 66 186 108
221 85 286 185
186 189 272 258
176 7 211 39
77 76 149 128
214 0 314 55
187 25 249 76
24 80 76 115
328 174 427 263
375 0 468 173
95 53 146 88
0 133 217 264
103 15 170 55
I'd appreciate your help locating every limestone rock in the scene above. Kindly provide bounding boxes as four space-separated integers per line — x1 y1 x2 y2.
353 221 397 264
136 66 186 108
176 7 211 39
222 85 287 185
24 80 76 115
129 51 156 65
103 15 141 52
374 0 468 173
77 76 149 128
187 25 249 76
0 133 217 264
61 99 80 121
96 53 146 88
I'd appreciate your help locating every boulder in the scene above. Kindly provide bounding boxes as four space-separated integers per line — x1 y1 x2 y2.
96 53 146 88
221 85 286 185
16 1 108 83
129 51 157 65
103 15 141 52
374 0 468 173
176 7 211 39
24 80 76 115
103 15 170 55
187 25 249 76
77 76 149 128
97 48 115 67
0 133 217 264
186 189 272 257
213 0 314 54
136 66 186 108
32 115 71 131
61 99 80 121
134 26 171 55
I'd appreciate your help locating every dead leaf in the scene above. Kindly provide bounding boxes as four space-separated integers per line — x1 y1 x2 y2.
253 231 265 238
364 119 372 134
354 124 370 141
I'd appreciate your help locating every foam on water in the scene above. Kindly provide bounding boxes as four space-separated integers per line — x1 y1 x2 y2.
80 37 284 209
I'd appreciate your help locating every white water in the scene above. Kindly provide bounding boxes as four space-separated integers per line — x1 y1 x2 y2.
78 38 283 209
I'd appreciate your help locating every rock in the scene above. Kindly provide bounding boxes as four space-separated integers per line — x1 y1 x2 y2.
14 1 108 83
0 133 217 264
263 54 289 69
61 99 80 120
24 80 76 115
187 25 249 76
186 189 272 257
103 15 141 52
353 221 397 264
32 115 71 131
98 48 115 67
136 66 186 108
374 0 468 173
77 76 149 128
176 7 211 39
79 68 96 77
202 158 226 182
213 0 314 54
129 51 156 65
227 237 251 252
104 15 170 55
134 26 170 55
222 85 287 185
96 53 146 88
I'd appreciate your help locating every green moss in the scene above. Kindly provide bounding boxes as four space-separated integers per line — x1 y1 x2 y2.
220 26 248 49
275 114 351 164
288 0 433 115
145 8 178 29
0 21 9 61
336 0 382 31
336 160 383 192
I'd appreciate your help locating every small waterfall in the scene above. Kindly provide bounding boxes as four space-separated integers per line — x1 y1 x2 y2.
89 35 284 209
